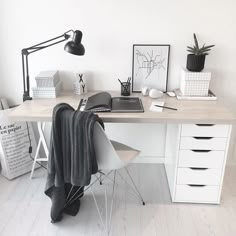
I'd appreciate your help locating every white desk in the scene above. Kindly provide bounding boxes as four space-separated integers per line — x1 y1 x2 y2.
9 91 236 204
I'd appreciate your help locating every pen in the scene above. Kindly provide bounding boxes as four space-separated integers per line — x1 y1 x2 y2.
118 78 123 85
125 77 131 91
155 105 178 111
127 77 131 84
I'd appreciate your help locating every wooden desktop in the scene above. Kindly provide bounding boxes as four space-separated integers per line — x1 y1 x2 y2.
9 91 235 124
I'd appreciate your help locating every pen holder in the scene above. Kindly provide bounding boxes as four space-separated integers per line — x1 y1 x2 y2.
121 82 131 96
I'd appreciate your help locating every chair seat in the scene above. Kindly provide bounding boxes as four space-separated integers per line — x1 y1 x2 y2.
94 122 140 170
111 140 140 164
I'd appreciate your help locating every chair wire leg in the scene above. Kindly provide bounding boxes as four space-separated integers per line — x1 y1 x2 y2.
100 171 142 207
66 186 74 202
64 178 99 209
105 188 108 232
116 171 142 201
100 173 103 185
108 170 116 235
97 170 113 184
65 171 113 209
90 171 116 235
124 167 145 205
90 187 105 229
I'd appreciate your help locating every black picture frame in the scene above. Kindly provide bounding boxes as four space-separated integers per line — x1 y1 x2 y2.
132 44 170 93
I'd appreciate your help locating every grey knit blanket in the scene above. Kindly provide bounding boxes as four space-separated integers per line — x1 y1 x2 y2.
45 103 104 222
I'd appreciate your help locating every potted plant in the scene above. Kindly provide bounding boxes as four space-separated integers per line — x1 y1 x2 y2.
186 33 215 72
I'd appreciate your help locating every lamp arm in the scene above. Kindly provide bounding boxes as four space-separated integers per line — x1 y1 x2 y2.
22 29 74 55
25 38 68 54
21 29 74 101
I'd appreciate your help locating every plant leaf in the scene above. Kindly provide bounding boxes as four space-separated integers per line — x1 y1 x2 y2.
203 44 215 49
201 49 212 52
187 46 195 50
199 48 211 53
193 33 199 51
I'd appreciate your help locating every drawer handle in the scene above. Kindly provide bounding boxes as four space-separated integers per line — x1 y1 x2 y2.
190 167 208 170
191 149 211 153
188 184 206 187
193 137 213 140
195 124 215 127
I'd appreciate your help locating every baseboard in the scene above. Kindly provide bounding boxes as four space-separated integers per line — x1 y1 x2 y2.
132 156 165 164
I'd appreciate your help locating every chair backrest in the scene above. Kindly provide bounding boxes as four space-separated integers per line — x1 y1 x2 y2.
93 122 127 170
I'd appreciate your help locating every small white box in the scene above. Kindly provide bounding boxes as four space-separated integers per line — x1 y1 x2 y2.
180 68 211 96
73 73 87 95
35 70 60 87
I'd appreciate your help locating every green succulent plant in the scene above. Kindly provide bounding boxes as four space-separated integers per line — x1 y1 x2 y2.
187 33 215 56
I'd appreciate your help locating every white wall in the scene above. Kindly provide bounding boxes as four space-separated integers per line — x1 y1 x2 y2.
0 0 236 162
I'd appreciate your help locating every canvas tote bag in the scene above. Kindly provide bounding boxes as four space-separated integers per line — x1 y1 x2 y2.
0 108 38 179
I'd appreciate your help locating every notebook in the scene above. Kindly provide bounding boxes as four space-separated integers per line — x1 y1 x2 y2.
79 92 144 113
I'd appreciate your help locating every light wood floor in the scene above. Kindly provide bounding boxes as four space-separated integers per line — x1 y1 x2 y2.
1 164 236 236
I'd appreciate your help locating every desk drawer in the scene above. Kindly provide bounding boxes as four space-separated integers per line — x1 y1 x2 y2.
175 185 220 203
181 124 229 137
180 137 227 150
178 150 225 168
177 167 222 185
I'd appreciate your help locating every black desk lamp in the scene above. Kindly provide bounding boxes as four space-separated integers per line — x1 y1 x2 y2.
21 29 85 101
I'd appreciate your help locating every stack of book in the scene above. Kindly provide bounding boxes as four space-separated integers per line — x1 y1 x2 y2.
32 70 62 98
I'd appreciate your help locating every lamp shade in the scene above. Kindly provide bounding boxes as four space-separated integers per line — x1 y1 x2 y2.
64 30 85 56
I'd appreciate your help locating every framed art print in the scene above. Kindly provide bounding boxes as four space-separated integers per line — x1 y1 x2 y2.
132 44 170 92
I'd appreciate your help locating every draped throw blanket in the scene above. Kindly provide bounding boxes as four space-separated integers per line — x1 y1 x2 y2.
44 103 104 222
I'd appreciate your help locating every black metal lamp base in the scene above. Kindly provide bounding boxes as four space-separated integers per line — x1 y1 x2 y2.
23 93 32 102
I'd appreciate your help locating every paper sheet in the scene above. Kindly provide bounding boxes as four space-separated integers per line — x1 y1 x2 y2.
149 101 164 112
1 98 9 110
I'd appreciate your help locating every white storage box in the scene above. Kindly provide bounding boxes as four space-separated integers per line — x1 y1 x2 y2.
32 81 62 98
180 68 211 96
35 70 60 87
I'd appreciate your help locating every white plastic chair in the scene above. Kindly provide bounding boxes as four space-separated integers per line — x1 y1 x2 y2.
91 122 145 233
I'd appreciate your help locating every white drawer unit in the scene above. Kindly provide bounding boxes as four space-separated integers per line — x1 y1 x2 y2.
175 185 220 203
180 137 227 150
181 124 229 137
178 150 225 168
177 167 222 185
165 123 232 204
